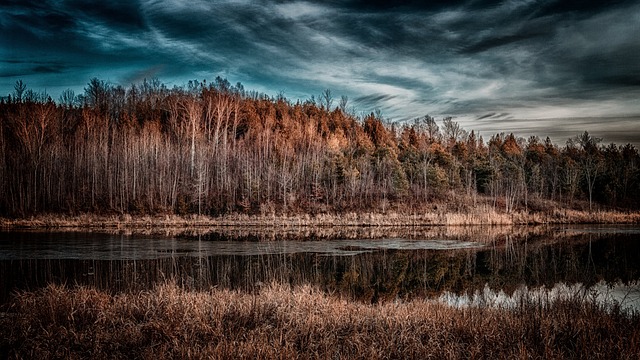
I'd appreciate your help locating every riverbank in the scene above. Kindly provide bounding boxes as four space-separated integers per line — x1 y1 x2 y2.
1 206 640 231
1 282 638 359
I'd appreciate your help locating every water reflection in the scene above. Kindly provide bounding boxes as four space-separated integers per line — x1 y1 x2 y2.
0 227 639 306
439 281 640 314
0 231 485 259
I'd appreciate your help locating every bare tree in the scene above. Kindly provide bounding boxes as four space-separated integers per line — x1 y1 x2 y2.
575 131 602 211
339 95 348 113
13 80 27 102
321 89 333 110
182 98 201 176
59 89 76 108
442 117 466 148
421 115 440 142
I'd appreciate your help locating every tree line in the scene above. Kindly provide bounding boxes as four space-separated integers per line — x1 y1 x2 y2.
1 78 638 216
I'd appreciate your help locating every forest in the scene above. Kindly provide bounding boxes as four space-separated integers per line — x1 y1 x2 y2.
1 78 639 217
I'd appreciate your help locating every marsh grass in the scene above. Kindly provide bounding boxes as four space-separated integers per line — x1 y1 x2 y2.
1 282 639 359
1 203 639 233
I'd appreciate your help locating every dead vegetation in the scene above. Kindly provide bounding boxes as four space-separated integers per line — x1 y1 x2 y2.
1 282 638 359
1 205 639 234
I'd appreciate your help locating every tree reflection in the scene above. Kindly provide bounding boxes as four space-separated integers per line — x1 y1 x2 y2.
1 229 639 304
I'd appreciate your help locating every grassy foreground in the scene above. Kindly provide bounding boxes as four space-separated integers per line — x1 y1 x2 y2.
1 283 639 359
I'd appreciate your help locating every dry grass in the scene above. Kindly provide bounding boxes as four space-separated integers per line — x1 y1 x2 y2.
1 282 639 359
1 205 639 233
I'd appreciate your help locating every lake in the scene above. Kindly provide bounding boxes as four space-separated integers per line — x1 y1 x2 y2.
1 225 639 311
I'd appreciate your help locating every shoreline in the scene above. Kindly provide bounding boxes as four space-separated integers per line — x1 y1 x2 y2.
2 207 640 231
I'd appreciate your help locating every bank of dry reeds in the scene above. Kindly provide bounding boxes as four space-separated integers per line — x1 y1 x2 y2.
1 283 638 359
1 206 639 234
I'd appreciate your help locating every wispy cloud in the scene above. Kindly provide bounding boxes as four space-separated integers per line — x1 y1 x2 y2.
1 0 639 144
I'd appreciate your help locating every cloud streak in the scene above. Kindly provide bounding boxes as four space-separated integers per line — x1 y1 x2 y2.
1 0 639 144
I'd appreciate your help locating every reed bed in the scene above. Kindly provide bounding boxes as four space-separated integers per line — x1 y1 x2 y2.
1 206 639 233
1 282 638 359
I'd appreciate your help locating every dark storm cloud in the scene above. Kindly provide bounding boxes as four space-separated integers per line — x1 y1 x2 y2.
327 0 503 12
457 30 549 55
31 65 67 74
2 0 144 43
66 0 146 31
476 113 511 121
353 94 398 110
1 0 639 144
533 0 637 17
1 0 146 66
0 60 76 79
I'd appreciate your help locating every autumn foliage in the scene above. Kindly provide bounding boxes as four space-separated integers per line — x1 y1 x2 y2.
1 78 639 216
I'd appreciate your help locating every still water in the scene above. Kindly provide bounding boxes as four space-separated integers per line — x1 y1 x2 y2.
1 225 639 310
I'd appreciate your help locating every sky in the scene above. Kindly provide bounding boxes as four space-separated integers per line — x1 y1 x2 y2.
2 0 640 146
